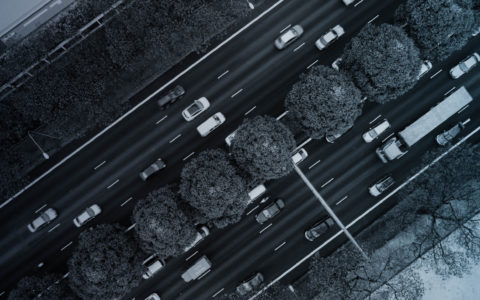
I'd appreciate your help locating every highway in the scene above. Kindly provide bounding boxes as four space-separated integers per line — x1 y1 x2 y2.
0 0 479 299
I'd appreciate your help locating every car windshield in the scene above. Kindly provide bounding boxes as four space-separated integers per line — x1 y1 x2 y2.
281 30 296 43
187 104 201 115
323 31 336 43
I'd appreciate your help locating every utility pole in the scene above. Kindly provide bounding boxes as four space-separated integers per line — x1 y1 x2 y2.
293 164 368 260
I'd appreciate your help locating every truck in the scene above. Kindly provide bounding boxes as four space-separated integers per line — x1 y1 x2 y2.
376 86 473 163
181 255 212 282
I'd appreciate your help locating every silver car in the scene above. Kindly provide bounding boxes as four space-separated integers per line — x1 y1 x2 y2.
73 204 101 227
139 158 166 181
450 53 480 79
236 273 264 296
369 176 395 197
28 208 58 232
255 199 285 224
182 97 210 121
315 25 344 50
274 25 304 50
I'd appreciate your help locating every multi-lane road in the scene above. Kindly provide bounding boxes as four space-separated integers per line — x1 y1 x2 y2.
1 0 479 299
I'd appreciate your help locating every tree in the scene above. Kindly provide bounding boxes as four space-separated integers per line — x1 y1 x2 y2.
8 273 78 300
284 65 363 139
395 0 475 62
180 149 248 228
341 23 421 104
231 116 296 181
68 224 142 300
132 186 198 258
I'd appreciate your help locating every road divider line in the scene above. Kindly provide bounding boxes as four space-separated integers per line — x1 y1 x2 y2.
94 160 106 170
198 269 211 280
60 241 73 251
458 104 469 114
231 88 244 98
212 288 225 298
156 115 168 124
336 195 348 206
169 133 182 143
48 223 60 233
1 0 285 210
321 177 334 188
259 223 273 234
307 60 319 70
444 86 456 96
245 106 256 116
217 70 229 79
276 110 289 120
120 196 133 207
367 14 379 24
294 138 312 152
186 251 198 261
251 126 480 300
430 69 442 79
106 179 119 189
293 42 305 52
274 241 287 252
125 223 136 232
381 133 394 143
308 160 321 170
280 24 291 33
183 152 195 161
354 0 364 7
246 205 259 216
35 204 47 213
369 115 381 124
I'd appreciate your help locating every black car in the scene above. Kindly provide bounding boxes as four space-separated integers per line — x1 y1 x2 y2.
305 218 335 241
157 85 185 109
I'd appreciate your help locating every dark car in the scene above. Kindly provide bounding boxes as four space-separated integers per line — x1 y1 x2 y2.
436 119 470 146
236 273 264 296
157 85 185 110
255 199 285 224
305 218 334 241
139 158 166 181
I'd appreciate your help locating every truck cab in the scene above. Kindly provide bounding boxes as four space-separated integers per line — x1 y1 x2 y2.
376 137 407 163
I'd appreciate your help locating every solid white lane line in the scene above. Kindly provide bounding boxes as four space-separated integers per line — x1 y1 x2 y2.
0 291 4 296
217 70 229 79
231 88 244 98
48 223 60 233
276 110 289 120
246 205 259 216
367 14 379 24
444 86 456 96
61 241 73 251
186 251 198 261
280 24 291 33
198 269 211 280
274 241 287 252
354 0 364 7
336 195 348 206
2 0 285 210
212 288 225 298
321 177 334 188
125 223 136 232
251 126 480 300
120 196 133 207
106 179 119 189
245 106 256 116
183 152 195 161
458 105 470 114
293 42 305 52
369 115 381 124
294 138 312 152
307 60 319 69
156 115 168 124
35 204 47 213
430 69 442 79
308 160 321 170
259 223 273 234
381 133 394 143
169 133 182 143
94 161 106 170
62 272 69 279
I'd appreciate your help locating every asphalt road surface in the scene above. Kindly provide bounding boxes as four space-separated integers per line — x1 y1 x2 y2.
0 0 479 299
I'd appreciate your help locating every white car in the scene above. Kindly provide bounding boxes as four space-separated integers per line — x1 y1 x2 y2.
184 226 210 252
143 255 166 280
449 53 480 79
342 0 355 5
248 184 267 203
292 148 308 165
225 129 238 146
28 208 58 232
362 119 390 143
417 60 433 79
315 25 344 50
182 97 210 121
196 112 226 137
274 25 304 50
73 204 101 227
145 293 161 300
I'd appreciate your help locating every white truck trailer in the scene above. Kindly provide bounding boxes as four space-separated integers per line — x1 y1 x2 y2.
376 86 473 163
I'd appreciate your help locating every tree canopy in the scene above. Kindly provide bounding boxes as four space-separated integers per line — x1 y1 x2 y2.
341 23 421 104
68 224 142 300
285 65 363 139
180 149 248 228
8 273 78 300
231 116 296 181
132 186 198 258
395 0 475 61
